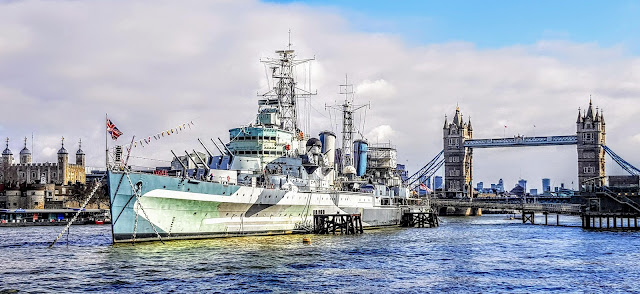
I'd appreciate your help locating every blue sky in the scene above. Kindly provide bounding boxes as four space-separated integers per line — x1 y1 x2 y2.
1 0 639 190
268 0 640 53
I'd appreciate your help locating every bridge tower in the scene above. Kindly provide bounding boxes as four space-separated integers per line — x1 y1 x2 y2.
576 99 606 187
443 106 473 198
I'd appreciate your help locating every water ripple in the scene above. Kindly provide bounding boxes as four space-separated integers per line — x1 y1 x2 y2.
1 215 639 293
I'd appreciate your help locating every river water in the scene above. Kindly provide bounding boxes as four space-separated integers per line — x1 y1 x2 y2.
1 215 639 293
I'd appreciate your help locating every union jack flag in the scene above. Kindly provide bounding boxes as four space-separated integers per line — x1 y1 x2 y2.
419 183 427 190
106 118 123 140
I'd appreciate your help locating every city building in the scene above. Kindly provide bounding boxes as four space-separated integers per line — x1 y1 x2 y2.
542 178 551 192
477 182 483 191
496 178 504 193
518 179 527 191
509 184 525 196
396 164 408 182
530 189 538 196
434 176 443 190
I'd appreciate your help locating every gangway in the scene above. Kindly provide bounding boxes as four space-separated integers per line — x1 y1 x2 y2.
601 186 640 214
602 145 640 176
403 150 444 191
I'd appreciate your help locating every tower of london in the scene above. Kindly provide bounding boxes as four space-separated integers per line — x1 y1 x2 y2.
0 137 86 185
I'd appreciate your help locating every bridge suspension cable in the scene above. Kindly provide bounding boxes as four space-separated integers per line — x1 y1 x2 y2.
409 159 444 191
602 145 640 176
403 150 444 189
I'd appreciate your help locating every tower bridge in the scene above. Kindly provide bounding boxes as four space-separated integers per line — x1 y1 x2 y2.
441 99 609 198
403 99 640 227
405 99 639 203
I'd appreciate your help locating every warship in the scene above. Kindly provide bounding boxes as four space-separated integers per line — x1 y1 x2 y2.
107 47 426 243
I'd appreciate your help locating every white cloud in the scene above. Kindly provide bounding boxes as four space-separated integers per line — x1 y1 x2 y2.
356 79 396 100
41 147 56 158
0 0 639 190
366 125 394 143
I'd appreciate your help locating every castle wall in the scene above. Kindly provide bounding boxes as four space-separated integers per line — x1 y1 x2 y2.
0 163 62 185
6 190 24 209
64 164 86 185
26 190 46 209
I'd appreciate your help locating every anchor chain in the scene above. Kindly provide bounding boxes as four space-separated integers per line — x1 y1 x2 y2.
49 177 104 248
132 201 139 244
126 175 164 244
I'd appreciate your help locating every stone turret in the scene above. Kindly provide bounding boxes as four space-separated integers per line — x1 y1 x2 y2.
577 98 606 188
76 139 85 166
58 137 68 184
20 137 32 164
2 137 13 167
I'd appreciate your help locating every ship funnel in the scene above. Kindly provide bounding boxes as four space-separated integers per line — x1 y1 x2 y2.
319 131 336 166
353 139 368 177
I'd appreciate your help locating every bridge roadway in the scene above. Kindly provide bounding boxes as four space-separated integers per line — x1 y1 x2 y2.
431 199 582 215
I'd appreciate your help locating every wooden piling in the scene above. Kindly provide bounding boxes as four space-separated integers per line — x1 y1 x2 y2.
581 213 640 231
313 213 364 235
400 212 439 228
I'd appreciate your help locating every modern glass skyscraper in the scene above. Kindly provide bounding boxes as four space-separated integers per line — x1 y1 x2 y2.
434 176 443 190
497 178 504 193
542 178 551 192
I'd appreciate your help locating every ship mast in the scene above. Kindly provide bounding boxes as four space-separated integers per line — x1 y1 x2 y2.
259 44 315 133
327 75 369 172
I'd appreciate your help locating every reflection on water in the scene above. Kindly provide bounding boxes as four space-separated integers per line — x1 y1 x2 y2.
1 215 639 293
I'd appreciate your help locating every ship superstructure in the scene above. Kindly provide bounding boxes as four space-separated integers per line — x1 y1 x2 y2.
107 47 424 243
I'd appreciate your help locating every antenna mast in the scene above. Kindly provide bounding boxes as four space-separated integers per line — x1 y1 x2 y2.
327 75 369 172
258 33 315 133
